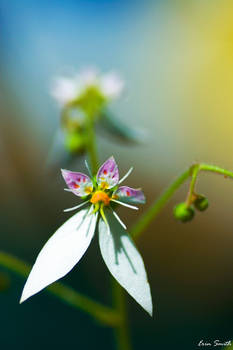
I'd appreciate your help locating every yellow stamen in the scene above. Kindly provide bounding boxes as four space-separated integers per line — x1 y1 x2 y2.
112 194 118 200
90 191 110 206
85 186 93 194
100 181 109 190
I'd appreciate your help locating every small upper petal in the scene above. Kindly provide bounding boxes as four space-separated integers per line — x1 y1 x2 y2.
78 67 99 87
100 72 124 99
61 169 93 196
97 156 119 189
51 77 79 106
113 186 145 204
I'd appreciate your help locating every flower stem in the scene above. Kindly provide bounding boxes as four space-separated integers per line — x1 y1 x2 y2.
0 251 120 327
199 163 233 178
186 164 200 206
131 163 233 240
85 111 132 350
130 168 191 239
112 280 132 350
86 112 98 174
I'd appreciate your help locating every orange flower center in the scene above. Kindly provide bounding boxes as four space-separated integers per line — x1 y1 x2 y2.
90 191 110 206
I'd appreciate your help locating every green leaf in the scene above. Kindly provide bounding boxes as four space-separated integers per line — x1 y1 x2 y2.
100 111 147 144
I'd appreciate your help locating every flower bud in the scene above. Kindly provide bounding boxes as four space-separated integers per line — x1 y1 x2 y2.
194 195 209 211
173 202 195 222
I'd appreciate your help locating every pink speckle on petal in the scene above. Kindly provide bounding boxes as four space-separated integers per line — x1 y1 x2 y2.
61 169 93 197
96 157 119 189
114 186 145 204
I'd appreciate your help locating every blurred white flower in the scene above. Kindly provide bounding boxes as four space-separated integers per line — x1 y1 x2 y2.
100 72 124 99
51 77 80 106
51 67 124 106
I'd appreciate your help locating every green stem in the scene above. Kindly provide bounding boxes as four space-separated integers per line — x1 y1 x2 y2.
1 158 232 346
199 163 233 179
130 168 191 239
0 251 120 327
112 280 132 350
86 113 98 174
131 163 233 240
85 111 132 350
186 164 200 206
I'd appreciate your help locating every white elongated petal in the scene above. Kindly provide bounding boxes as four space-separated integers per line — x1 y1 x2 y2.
98 211 153 316
118 167 133 185
20 208 97 303
111 199 138 210
112 210 127 230
63 200 89 212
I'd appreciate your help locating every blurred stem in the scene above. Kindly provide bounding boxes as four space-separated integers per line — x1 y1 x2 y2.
86 111 98 174
86 111 132 350
131 163 233 240
0 251 120 327
112 279 132 350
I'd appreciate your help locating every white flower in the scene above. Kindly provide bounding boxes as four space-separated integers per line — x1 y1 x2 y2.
51 67 124 106
99 72 124 99
20 157 152 316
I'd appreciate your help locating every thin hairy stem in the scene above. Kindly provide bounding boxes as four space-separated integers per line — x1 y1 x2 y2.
186 164 200 206
131 163 233 240
199 163 233 179
130 168 191 239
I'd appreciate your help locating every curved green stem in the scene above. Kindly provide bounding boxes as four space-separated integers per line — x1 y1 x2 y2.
130 168 191 239
1 158 232 347
199 163 233 178
0 251 120 327
186 164 200 206
131 163 233 240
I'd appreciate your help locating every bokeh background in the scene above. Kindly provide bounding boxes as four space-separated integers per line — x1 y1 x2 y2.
1 0 233 349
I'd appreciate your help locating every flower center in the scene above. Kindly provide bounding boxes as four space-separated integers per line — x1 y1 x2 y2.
90 191 110 206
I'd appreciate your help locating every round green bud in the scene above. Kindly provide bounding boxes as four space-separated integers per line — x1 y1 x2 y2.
173 202 195 222
194 195 209 211
65 132 85 154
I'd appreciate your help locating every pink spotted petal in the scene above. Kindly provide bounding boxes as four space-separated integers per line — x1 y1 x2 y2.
113 186 145 204
61 169 93 196
97 156 119 189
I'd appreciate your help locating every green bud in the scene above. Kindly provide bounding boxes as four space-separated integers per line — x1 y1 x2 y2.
194 195 209 211
65 132 85 154
173 202 195 222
